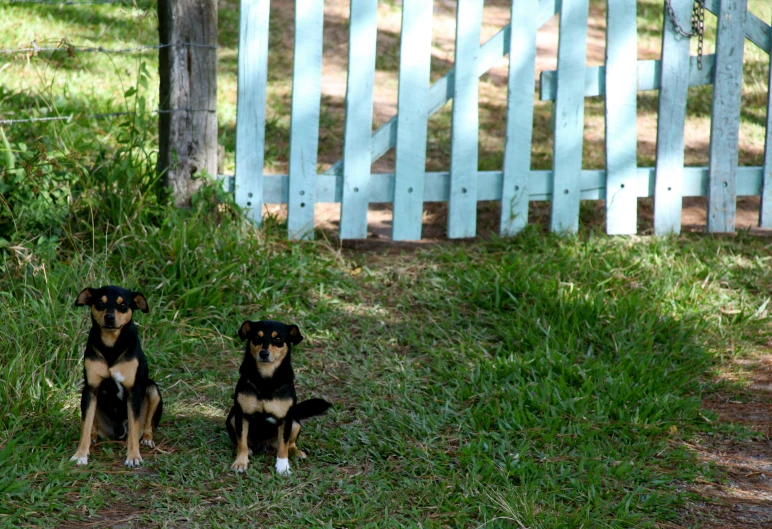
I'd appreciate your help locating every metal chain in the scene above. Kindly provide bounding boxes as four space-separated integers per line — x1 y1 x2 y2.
664 0 705 70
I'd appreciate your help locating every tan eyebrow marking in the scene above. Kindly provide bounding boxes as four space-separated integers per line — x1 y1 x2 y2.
117 296 124 304
257 331 264 337
271 331 278 338
101 296 107 303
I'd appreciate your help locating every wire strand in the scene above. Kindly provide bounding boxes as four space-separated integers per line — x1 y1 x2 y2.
0 41 218 55
0 108 216 125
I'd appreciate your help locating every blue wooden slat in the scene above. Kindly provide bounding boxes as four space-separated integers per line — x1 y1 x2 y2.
499 0 538 236
540 55 716 100
653 0 692 235
322 0 562 178
448 0 484 239
550 0 590 234
339 0 378 240
761 14 772 228
604 0 637 235
704 0 771 52
707 0 747 233
253 166 765 204
287 0 324 240
234 0 271 224
392 0 433 241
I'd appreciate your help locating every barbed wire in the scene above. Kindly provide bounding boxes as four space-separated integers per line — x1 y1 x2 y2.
3 0 126 4
0 41 218 55
0 108 216 125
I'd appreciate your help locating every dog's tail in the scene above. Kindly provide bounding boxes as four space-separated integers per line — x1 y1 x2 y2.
293 398 332 421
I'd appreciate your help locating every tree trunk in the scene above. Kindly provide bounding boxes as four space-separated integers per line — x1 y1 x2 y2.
157 0 218 207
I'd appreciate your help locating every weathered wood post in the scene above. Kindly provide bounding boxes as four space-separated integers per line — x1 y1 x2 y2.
157 0 218 207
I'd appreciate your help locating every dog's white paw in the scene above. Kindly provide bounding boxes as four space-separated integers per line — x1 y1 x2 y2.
70 454 88 465
275 457 291 476
140 438 155 449
124 456 142 468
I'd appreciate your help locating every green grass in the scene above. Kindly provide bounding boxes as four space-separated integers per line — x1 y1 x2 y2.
2 193 772 527
2 1 772 527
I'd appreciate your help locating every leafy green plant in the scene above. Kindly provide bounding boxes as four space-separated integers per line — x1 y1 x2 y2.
0 131 85 244
69 62 168 232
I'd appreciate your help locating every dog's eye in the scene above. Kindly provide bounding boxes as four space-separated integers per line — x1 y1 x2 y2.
95 302 105 309
273 338 283 345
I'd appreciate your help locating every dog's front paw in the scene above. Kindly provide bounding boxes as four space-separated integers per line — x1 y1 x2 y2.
275 457 291 476
70 454 88 465
231 459 249 473
124 455 143 468
140 438 155 449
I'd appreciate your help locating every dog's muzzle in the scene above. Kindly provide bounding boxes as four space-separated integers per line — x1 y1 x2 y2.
258 349 270 361
104 313 116 327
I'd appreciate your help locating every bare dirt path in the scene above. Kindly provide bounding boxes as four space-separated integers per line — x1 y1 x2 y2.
679 352 772 528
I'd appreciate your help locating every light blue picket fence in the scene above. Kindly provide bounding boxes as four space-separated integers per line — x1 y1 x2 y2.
226 0 772 240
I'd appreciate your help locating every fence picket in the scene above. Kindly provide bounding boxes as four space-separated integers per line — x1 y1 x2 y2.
234 0 271 223
551 0 590 234
653 0 692 235
707 0 747 233
500 0 538 236
340 0 378 240
604 0 637 235
392 0 433 241
448 0 484 239
322 0 561 179
226 0 772 240
762 15 772 228
287 0 324 240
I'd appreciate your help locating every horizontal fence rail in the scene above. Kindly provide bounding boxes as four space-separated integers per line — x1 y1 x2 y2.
229 0 772 240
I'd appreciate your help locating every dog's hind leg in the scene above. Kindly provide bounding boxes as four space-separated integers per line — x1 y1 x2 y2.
139 383 162 448
288 421 306 459
226 407 237 445
93 407 116 442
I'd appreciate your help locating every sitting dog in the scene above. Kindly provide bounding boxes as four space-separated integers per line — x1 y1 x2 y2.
71 286 162 468
226 320 331 475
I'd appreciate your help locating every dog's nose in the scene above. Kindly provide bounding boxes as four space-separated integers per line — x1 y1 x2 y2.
259 349 270 361
104 313 116 326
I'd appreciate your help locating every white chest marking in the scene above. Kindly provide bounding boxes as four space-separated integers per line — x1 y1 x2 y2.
112 372 125 399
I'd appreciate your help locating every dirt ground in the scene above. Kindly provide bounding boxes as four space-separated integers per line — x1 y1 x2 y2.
677 351 772 529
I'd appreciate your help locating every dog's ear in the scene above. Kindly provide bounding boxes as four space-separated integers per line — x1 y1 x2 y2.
238 321 254 341
75 288 94 307
287 324 303 345
132 292 149 313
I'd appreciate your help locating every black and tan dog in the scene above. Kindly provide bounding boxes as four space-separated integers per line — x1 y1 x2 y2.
71 286 162 468
226 320 331 475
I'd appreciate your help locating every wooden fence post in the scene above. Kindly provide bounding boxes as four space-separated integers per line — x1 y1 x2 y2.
158 0 218 207
707 0 747 233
